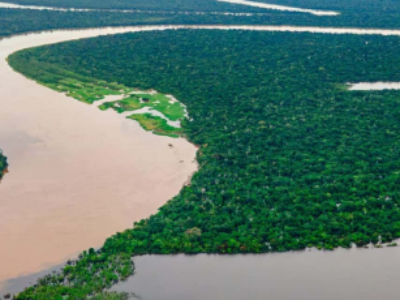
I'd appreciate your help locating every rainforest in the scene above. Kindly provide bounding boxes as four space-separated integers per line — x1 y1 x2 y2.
1 0 264 12
7 29 400 299
3 0 400 299
5 0 400 38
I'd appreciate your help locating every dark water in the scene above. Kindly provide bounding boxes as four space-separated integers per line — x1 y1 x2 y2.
3 247 400 299
112 249 400 300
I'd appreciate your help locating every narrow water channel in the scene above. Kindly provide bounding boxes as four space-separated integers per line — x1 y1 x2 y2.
0 1 339 16
2 24 400 296
216 0 339 16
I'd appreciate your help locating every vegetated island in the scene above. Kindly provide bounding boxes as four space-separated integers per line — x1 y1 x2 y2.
0 150 8 180
31 72 187 137
7 29 400 299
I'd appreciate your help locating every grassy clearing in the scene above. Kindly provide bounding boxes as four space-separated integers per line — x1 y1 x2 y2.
8 51 186 137
48 78 135 104
49 75 187 138
55 76 185 137
100 93 185 121
127 113 181 138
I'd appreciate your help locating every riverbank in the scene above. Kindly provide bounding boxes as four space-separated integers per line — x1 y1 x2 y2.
0 26 198 283
110 250 400 300
0 151 8 180
4 247 400 300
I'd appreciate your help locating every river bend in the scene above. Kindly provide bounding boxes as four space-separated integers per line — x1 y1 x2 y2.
1 24 400 290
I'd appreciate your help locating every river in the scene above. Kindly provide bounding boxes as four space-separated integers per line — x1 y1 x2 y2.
112 250 400 300
216 0 338 16
0 26 200 285
3 247 400 300
1 24 400 297
0 0 339 16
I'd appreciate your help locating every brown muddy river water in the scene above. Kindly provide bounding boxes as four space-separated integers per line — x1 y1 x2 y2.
0 27 200 284
2 25 400 296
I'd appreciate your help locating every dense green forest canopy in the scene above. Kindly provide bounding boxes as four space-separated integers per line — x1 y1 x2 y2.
265 0 399 12
1 8 313 37
5 0 398 13
1 0 264 12
265 0 400 28
3 0 400 39
0 8 189 36
9 29 400 299
0 8 324 37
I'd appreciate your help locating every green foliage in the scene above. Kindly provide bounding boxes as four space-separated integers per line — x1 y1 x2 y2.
5 0 400 39
250 0 400 28
0 8 182 37
11 29 400 298
128 113 181 137
92 292 130 300
266 0 399 12
15 251 134 300
101 93 186 122
5 56 186 137
3 0 264 12
0 150 7 179
101 92 186 137
4 0 400 35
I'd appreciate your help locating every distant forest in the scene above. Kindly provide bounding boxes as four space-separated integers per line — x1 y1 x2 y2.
10 30 400 299
0 9 183 36
262 0 400 28
6 0 400 14
3 0 400 38
265 0 399 12
2 0 264 12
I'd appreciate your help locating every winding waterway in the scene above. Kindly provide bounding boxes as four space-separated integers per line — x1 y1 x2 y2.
0 1 339 16
349 82 400 90
2 24 400 296
0 1 259 16
0 26 200 285
217 0 338 16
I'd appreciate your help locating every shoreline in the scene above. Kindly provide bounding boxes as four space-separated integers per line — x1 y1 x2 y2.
0 25 199 283
0 167 8 180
